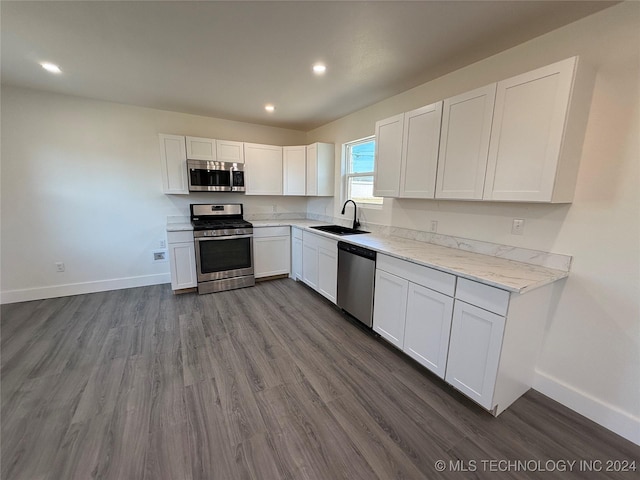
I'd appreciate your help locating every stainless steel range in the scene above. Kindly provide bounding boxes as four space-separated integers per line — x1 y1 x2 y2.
190 203 254 294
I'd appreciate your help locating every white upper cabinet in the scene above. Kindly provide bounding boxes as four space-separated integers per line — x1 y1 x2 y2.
244 143 283 195
185 136 217 161
399 102 443 199
373 113 404 197
436 84 496 200
283 146 307 196
216 140 244 163
306 143 335 197
484 56 588 202
159 134 188 194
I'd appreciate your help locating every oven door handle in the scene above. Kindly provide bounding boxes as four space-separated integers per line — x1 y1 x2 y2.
195 234 253 242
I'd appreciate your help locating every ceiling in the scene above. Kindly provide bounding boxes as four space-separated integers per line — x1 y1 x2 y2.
1 1 616 131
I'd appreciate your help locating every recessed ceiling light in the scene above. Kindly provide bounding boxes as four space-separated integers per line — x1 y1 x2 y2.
313 63 326 75
41 62 62 74
265 104 275 113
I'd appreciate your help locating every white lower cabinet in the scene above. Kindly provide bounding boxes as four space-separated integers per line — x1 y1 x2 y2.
404 283 454 379
168 230 197 290
291 227 303 280
317 244 337 303
372 253 553 415
373 255 455 379
445 301 505 409
301 230 337 304
253 227 291 279
372 270 408 349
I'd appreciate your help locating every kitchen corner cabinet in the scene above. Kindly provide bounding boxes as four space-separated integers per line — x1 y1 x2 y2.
283 146 307 196
159 134 189 194
216 140 244 163
253 227 291 279
167 231 197 290
301 230 337 304
186 136 217 161
483 56 591 202
436 84 496 200
244 143 283 195
306 143 335 196
291 227 303 280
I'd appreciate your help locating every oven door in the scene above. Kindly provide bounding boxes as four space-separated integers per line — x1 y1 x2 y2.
194 234 254 282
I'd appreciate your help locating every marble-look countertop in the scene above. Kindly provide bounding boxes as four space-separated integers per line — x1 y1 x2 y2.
166 222 194 232
169 219 568 294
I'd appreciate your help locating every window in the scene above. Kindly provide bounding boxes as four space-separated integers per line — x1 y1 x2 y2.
344 137 382 205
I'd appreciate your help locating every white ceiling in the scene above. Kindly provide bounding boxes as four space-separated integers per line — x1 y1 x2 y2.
1 1 616 131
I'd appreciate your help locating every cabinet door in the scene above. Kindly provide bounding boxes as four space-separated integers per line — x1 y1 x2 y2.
403 283 453 379
216 140 244 163
283 146 306 196
254 236 291 278
436 84 496 200
186 136 217 161
399 102 443 199
244 143 283 195
372 269 408 349
159 134 188 194
292 235 303 280
484 57 576 202
302 239 318 290
169 242 197 290
306 143 318 196
445 300 505 410
317 244 337 304
373 113 404 197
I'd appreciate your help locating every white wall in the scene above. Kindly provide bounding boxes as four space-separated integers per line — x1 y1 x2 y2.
0 87 307 301
307 2 640 443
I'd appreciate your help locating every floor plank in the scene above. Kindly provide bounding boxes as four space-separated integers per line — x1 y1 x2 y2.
1 279 638 480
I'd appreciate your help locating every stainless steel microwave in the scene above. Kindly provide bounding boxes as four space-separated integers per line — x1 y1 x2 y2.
187 159 245 192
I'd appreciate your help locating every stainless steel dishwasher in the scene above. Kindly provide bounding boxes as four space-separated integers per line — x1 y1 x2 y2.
337 241 376 327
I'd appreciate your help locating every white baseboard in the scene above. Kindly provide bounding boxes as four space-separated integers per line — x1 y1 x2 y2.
533 369 640 446
0 273 171 304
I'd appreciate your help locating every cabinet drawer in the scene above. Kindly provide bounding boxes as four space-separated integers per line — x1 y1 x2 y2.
253 226 290 238
376 254 455 297
456 278 509 316
167 230 194 244
303 230 336 252
292 227 303 240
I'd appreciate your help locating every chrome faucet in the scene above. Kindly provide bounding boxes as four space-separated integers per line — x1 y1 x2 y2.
341 199 360 230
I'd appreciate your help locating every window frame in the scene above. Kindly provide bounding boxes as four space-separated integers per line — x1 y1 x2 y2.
342 135 382 207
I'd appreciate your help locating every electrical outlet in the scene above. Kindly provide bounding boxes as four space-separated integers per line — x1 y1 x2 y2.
511 219 525 235
159 239 166 249
430 221 438 233
55 262 65 272
152 250 168 263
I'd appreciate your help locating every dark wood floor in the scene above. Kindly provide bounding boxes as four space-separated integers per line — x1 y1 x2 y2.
1 279 638 480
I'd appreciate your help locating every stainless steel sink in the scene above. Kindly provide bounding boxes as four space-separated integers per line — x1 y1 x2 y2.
310 225 369 236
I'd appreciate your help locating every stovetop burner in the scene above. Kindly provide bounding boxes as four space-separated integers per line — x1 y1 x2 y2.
190 203 252 233
192 219 253 231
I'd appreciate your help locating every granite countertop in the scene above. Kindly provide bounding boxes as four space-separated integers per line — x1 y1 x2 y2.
170 219 568 294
